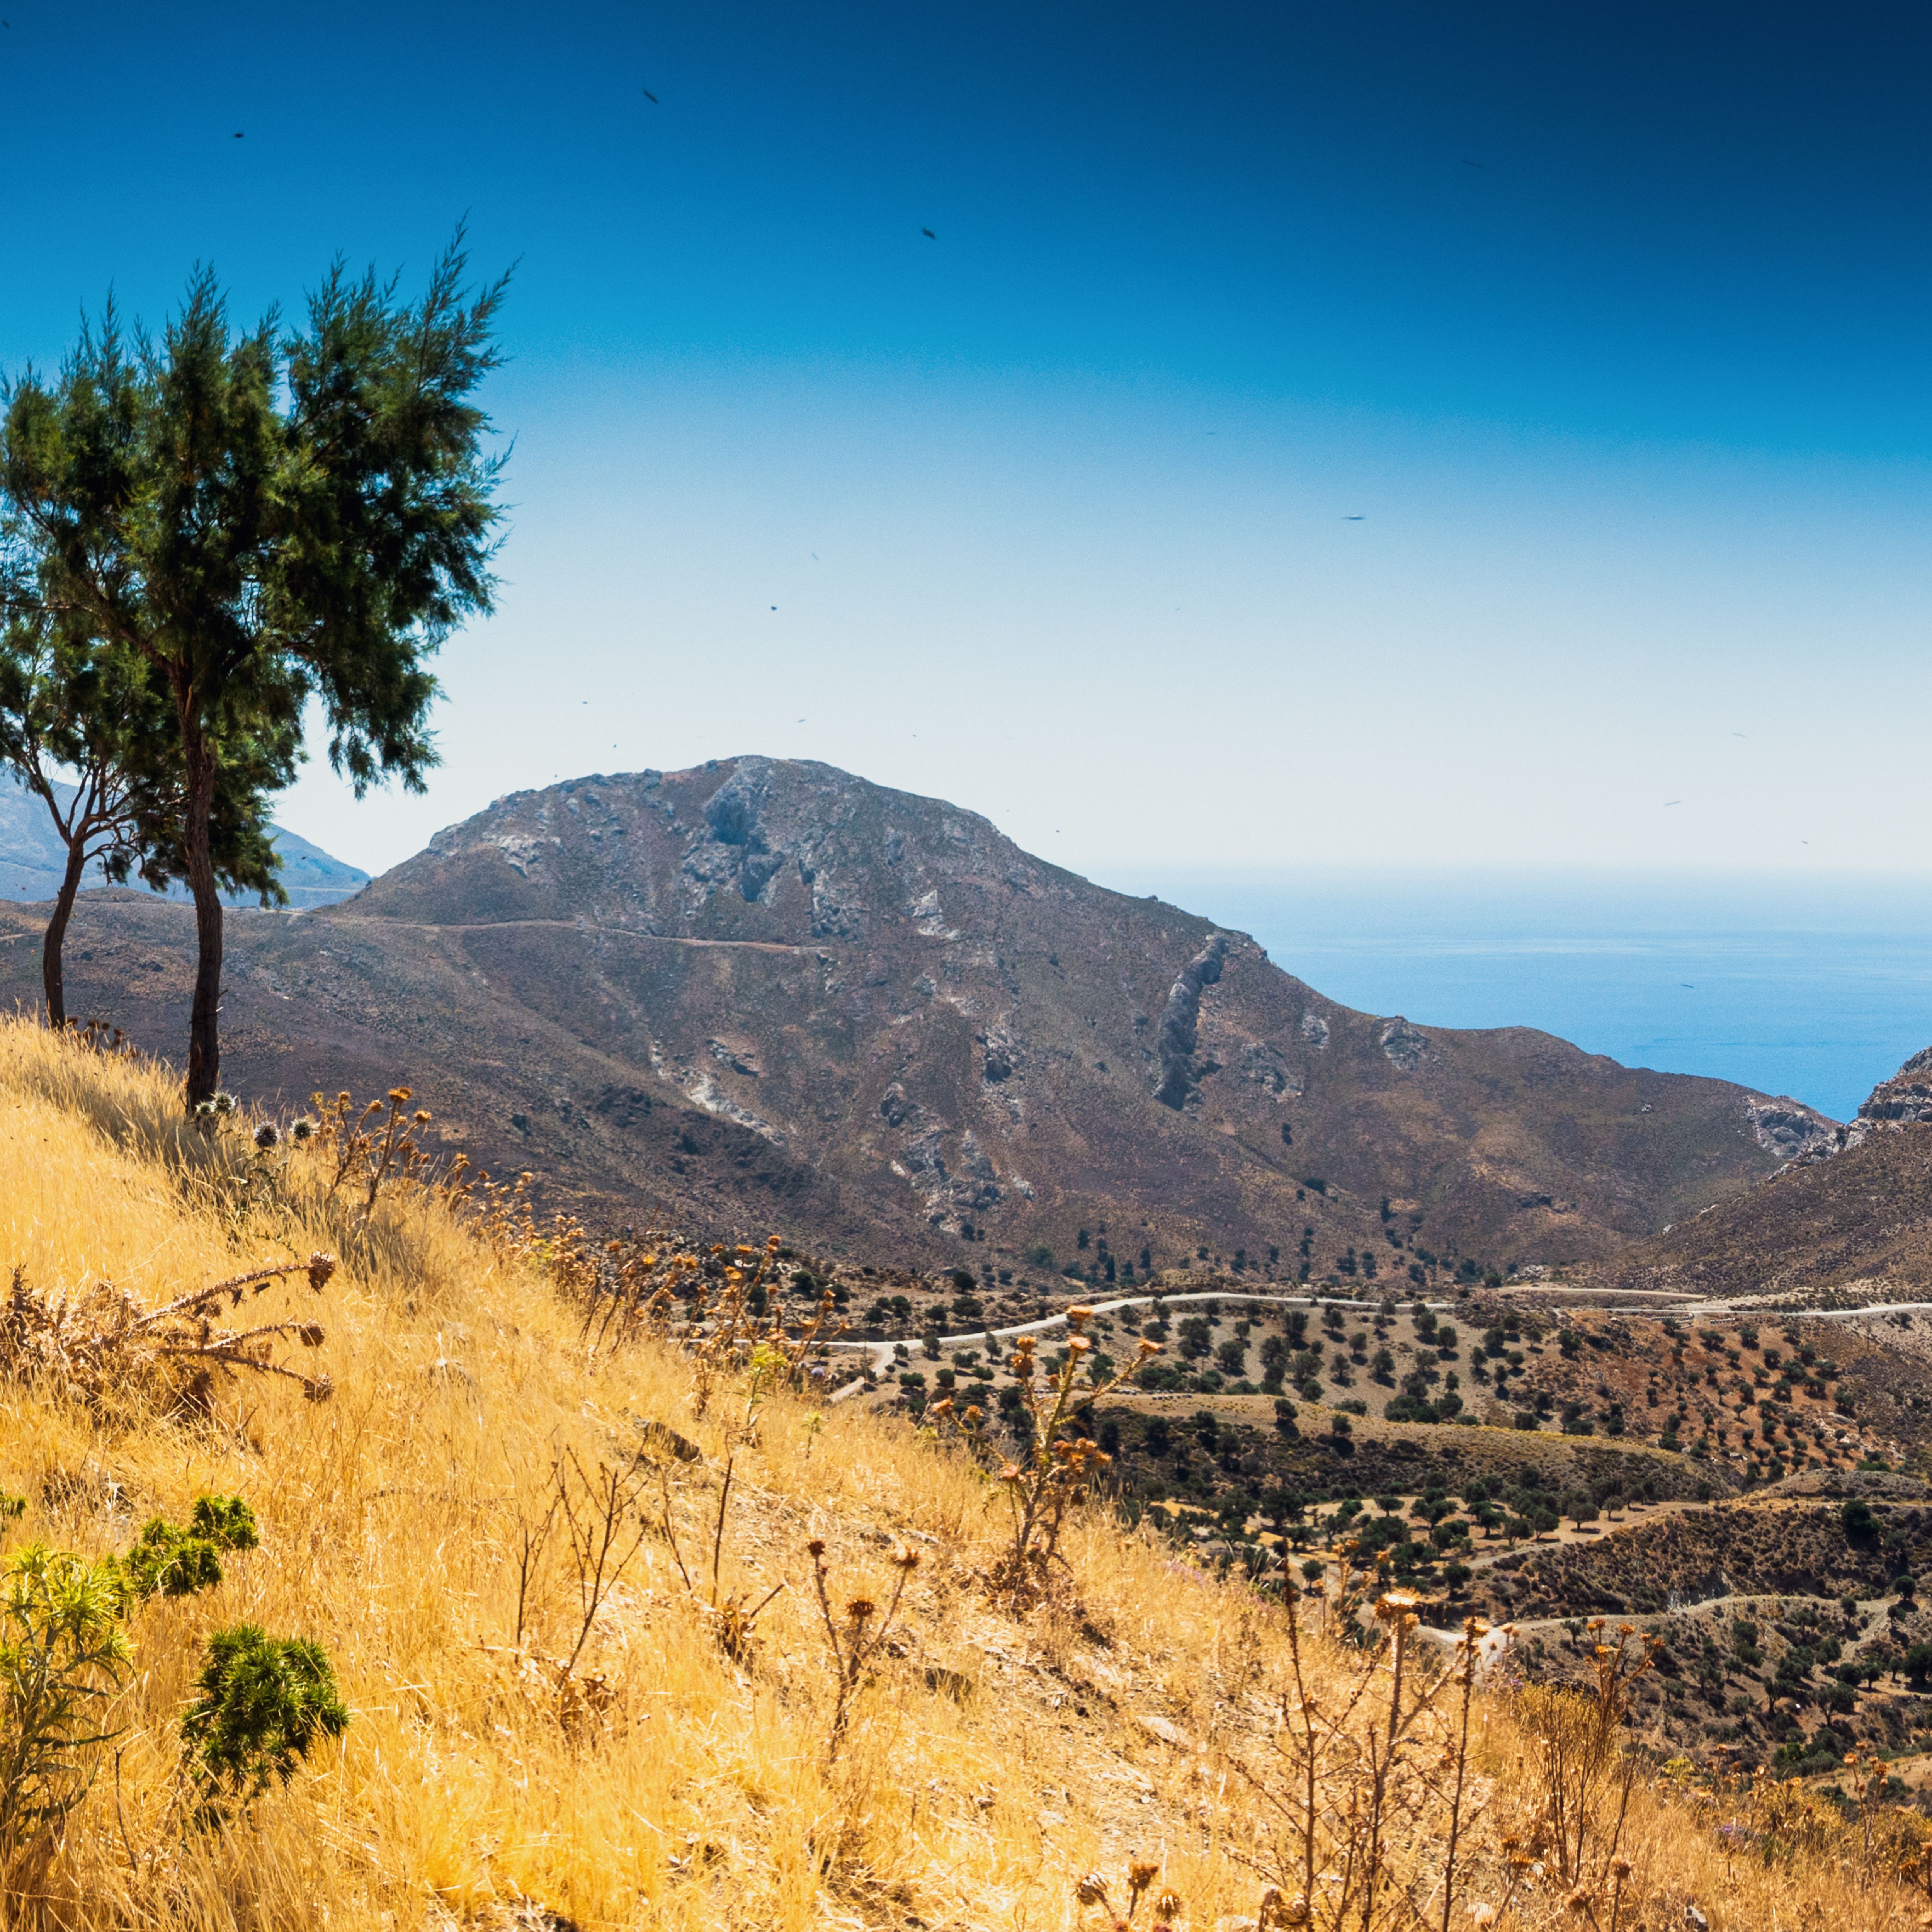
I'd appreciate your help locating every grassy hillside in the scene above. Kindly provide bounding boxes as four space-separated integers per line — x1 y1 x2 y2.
0 1018 1922 1930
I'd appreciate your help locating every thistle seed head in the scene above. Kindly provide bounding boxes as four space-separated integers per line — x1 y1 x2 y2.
253 1121 279 1150
1075 1873 1110 1907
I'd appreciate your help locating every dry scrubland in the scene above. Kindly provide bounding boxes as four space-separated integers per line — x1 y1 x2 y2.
2 1019 1930 1931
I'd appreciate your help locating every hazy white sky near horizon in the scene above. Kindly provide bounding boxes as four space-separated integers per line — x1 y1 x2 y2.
280 359 1932 881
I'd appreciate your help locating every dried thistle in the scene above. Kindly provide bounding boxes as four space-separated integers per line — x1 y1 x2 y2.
0 1255 337 1408
957 1302 1154 1606
807 1534 918 1764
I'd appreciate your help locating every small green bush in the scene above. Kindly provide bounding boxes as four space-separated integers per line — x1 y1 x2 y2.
0 1545 133 1852
119 1494 259 1601
181 1624 349 1823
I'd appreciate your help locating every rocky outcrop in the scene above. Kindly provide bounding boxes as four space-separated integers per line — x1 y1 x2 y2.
1859 1046 1932 1124
1380 1019 1429 1073
1765 1050 1932 1172
1744 1097 1836 1164
1153 934 1229 1109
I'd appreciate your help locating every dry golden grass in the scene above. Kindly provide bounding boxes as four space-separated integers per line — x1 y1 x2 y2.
0 1015 1929 1931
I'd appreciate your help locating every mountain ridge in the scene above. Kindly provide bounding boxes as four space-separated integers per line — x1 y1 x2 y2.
0 770 369 909
1580 1041 1932 1302
0 755 1829 1272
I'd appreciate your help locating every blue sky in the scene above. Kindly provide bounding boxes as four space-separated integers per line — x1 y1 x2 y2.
5 0 1932 879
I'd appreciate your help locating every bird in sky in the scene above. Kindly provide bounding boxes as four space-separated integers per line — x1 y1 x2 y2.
1664 799 1682 807
232 131 244 139
1461 158 1483 169
1680 983 1695 989
1345 515 1364 521
642 88 659 103
921 227 936 239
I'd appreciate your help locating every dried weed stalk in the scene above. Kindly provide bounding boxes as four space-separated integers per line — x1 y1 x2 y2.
953 1304 1158 1602
308 1087 437 1219
577 1233 847 1426
1073 1860 1181 1930
658 1452 784 1663
1229 1586 1489 1932
0 1254 337 1407
511 1450 651 1684
807 1535 918 1765
1511 1622 1658 1911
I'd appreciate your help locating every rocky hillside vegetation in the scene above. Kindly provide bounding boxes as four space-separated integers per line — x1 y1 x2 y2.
3 1015 1929 1932
0 757 1829 1276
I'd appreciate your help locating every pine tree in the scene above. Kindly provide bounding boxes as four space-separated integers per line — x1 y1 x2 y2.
0 599 281 1027
0 238 507 1099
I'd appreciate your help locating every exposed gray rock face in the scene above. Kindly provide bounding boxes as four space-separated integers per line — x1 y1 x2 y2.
1380 1018 1429 1073
1859 1048 1932 1124
1744 1097 1835 1163
1770 1053 1925 1170
1300 1012 1330 1049
1153 933 1229 1109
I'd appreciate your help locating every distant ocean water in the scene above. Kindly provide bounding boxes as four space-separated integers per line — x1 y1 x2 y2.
1112 870 1932 1124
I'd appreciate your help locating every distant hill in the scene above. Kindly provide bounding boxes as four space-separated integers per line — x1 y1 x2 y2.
0 756 1828 1270
0 772 369 909
1582 1044 1932 1302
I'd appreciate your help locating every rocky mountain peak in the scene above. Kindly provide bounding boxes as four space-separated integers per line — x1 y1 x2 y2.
0 755 1820 1270
364 756 1054 945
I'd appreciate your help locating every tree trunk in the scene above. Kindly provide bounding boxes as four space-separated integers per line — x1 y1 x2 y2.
40 835 90 1031
182 734 224 1107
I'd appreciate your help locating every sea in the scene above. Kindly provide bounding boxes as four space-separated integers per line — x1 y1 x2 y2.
1114 869 1932 1125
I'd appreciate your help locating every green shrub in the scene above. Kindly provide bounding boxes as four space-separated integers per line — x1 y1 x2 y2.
0 1545 133 1853
181 1625 349 1823
119 1495 259 1601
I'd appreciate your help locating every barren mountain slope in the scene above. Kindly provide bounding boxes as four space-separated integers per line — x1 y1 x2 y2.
0 757 1825 1267
1583 1047 1932 1303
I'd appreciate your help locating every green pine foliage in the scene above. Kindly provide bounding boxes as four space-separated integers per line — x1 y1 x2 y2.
118 1494 259 1602
0 234 509 1099
181 1625 350 1824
